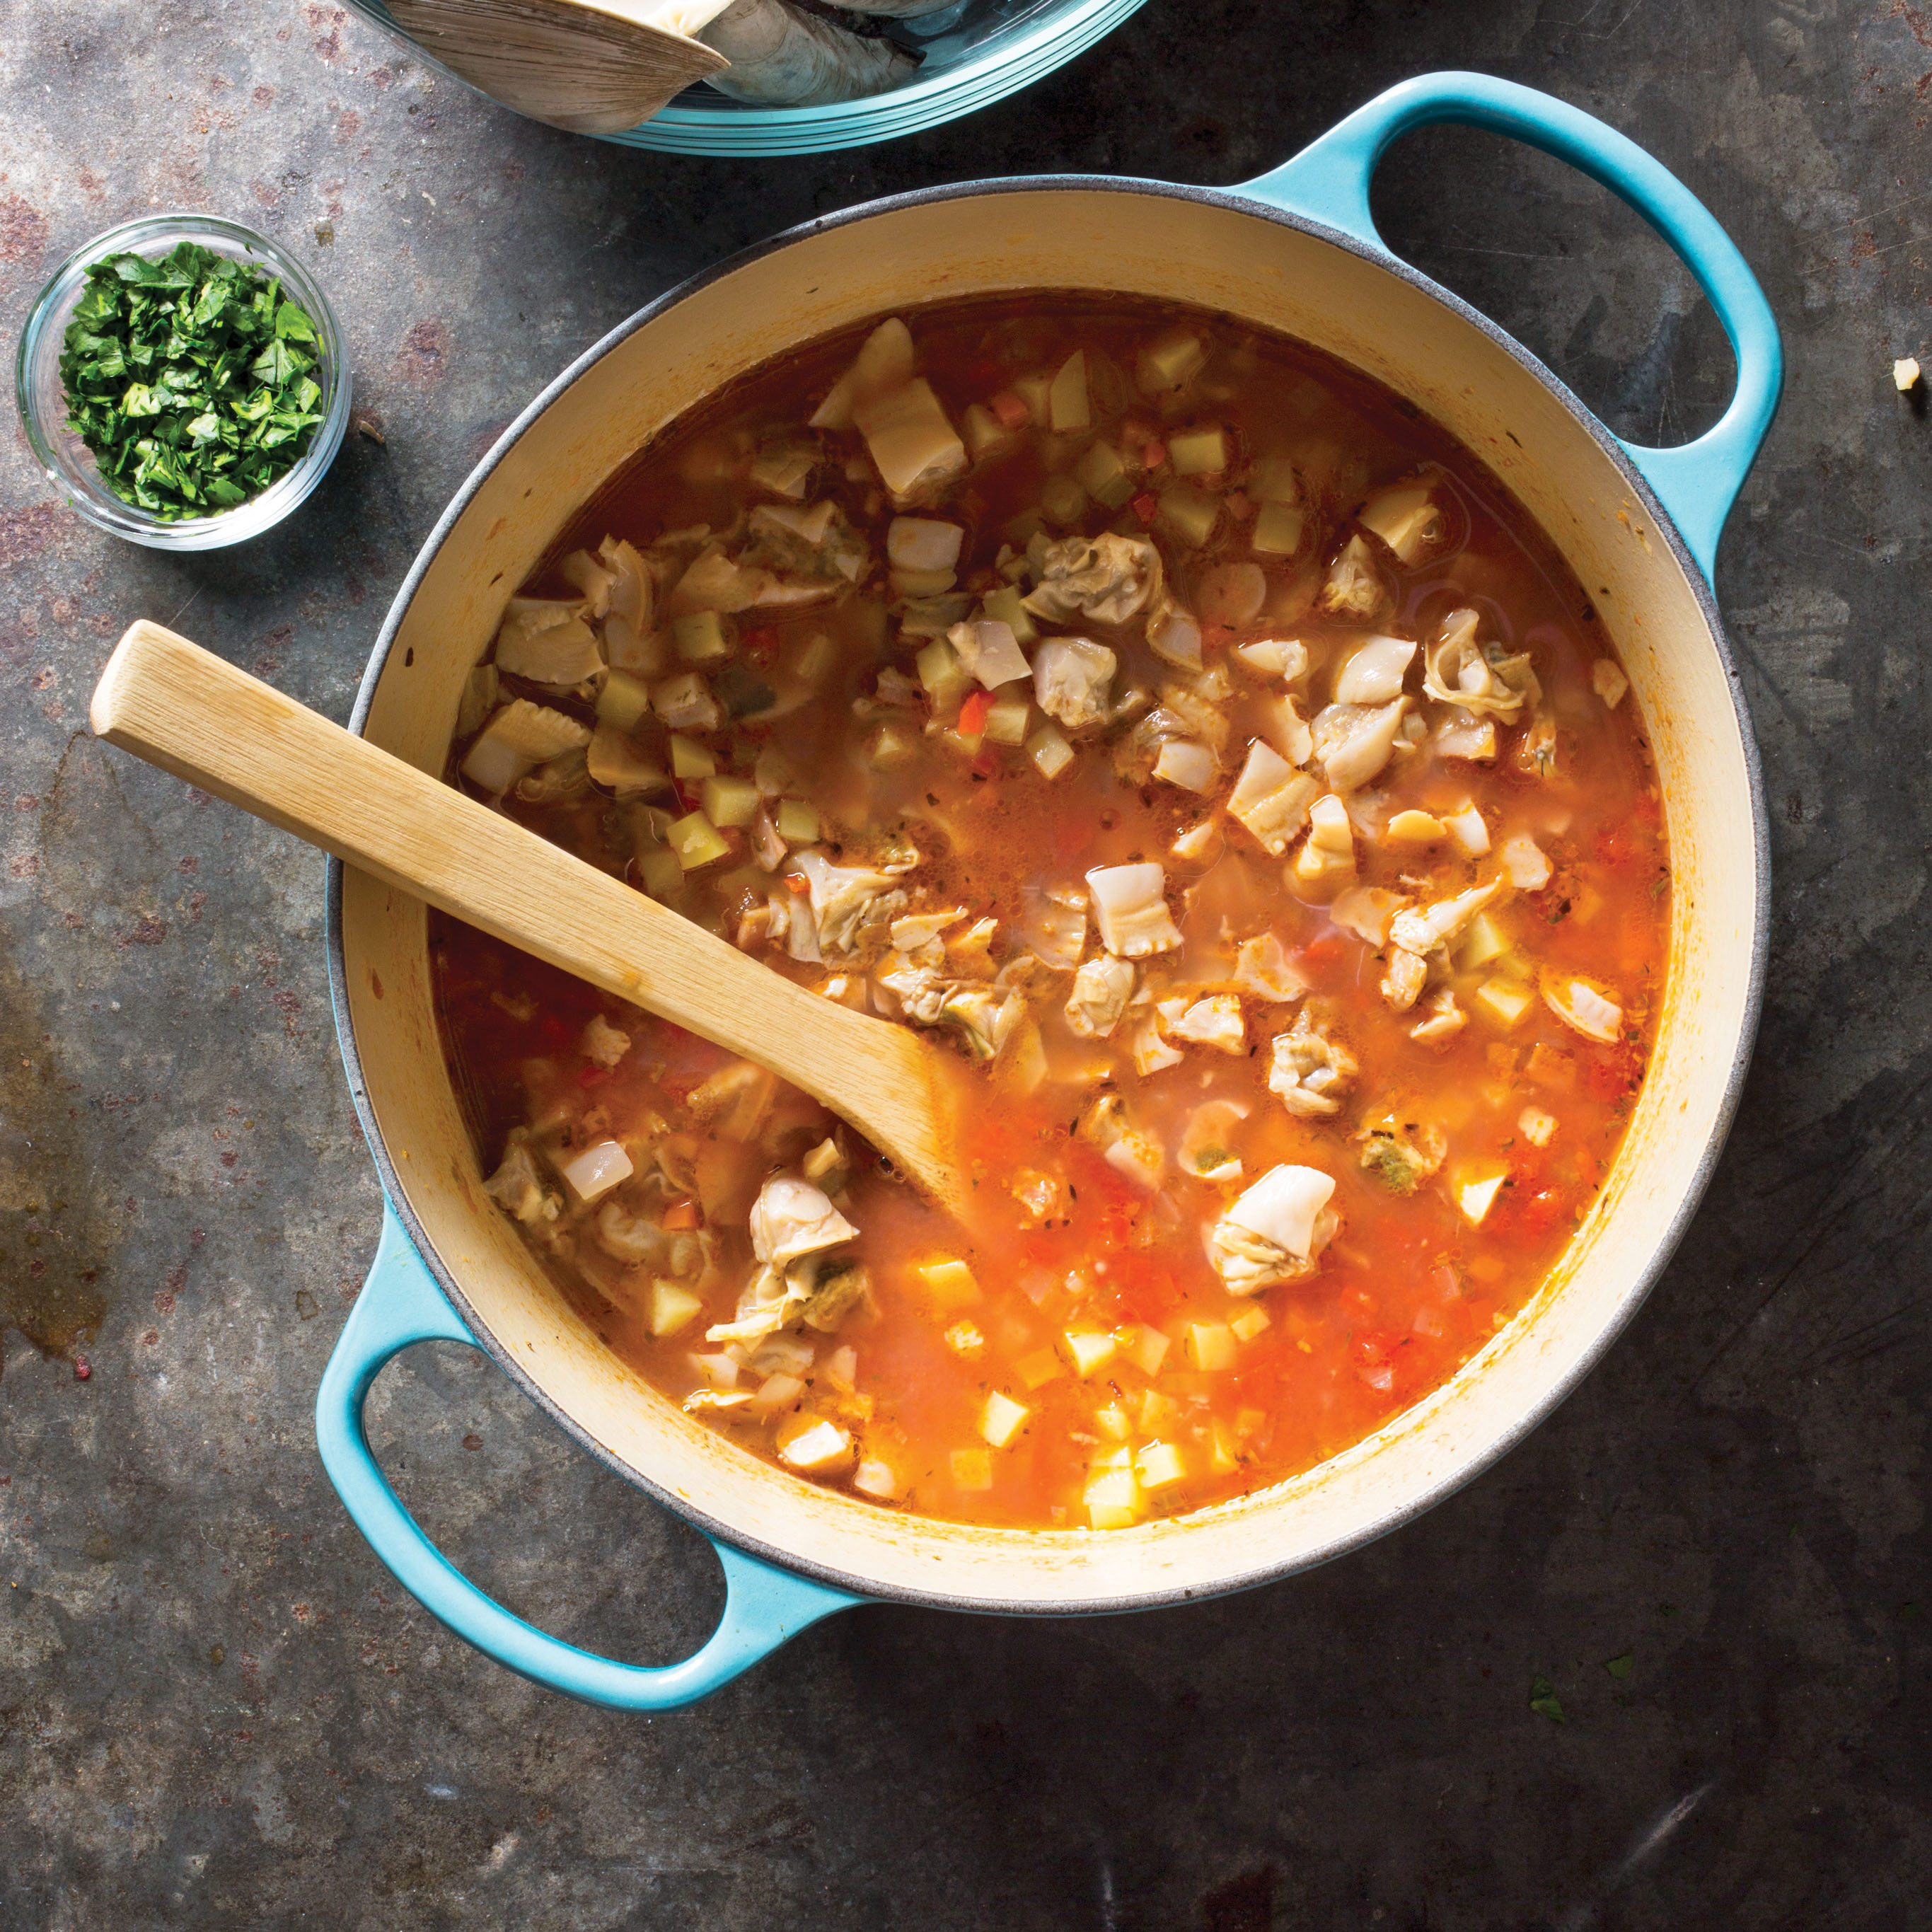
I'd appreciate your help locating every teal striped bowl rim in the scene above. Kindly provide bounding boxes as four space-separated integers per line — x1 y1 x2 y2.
347 0 1147 156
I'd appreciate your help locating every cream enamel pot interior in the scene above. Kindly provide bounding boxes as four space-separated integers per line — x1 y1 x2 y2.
316 73 1780 1711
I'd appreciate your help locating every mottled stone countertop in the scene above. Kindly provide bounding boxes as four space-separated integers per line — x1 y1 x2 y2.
1 3 1928 1927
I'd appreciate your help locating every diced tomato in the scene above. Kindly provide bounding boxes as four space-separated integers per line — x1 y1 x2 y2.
785 870 809 893
966 357 1005 389
675 780 703 812
959 689 995 736
1051 814 1097 864
1142 439 1168 470
743 626 780 663
1131 492 1159 525
660 1198 701 1231
539 1015 573 1048
1201 624 1234 652
1223 490 1251 521
1302 936 1344 966
990 389 1030 429
576 1064 608 1088
971 746 1000 779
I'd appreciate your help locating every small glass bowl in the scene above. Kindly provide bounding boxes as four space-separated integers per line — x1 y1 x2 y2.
15 214 351 552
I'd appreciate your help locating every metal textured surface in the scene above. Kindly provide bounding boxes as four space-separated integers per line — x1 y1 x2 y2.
0 2 1926 1926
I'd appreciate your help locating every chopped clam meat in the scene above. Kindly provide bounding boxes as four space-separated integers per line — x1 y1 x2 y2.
1023 533 1164 625
750 1174 857 1267
1330 885 1409 948
1385 809 1444 845
482 1133 558 1225
1227 741 1319 855
1233 637 1309 681
1457 1172 1508 1227
1319 534 1387 618
580 1013 632 1068
1519 1105 1558 1147
1210 1163 1338 1293
1499 834 1552 891
1232 931 1309 1002
1147 606 1203 669
1169 995 1245 1053
888 517 964 573
558 1139 634 1204
792 850 908 961
1592 659 1629 707
1033 636 1118 729
889 908 968 956
1357 482 1442 562
495 599 603 684
1085 862 1183 957
1079 1094 1166 1190
461 700 591 795
587 724 668 798
1128 1014 1184 1075
1257 693 1314 767
1389 880 1504 957
1355 1113 1447 1193
1065 954 1136 1039
1267 1011 1357 1117
1433 709 1498 762
1543 973 1623 1043
1180 1099 1250 1182
1171 816 1225 865
1292 792 1356 889
1409 988 1466 1043
1380 948 1428 1012
948 618 1031 690
854 378 967 507
1333 635 1416 706
1312 698 1409 792
1022 884 1088 970
1153 739 1219 792
1422 608 1538 720
1443 802 1491 855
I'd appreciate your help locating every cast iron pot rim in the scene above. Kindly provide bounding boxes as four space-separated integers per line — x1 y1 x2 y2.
326 171 1771 1619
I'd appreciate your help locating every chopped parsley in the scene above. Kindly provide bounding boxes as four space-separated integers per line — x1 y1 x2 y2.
1604 1652 1634 1679
1528 1675 1566 1723
58 240 325 520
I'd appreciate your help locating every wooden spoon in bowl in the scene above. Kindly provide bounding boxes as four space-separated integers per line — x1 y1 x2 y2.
91 621 966 1215
385 0 729 134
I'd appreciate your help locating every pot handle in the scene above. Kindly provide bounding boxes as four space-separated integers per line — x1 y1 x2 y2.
1236 70 1782 584
314 1208 862 1711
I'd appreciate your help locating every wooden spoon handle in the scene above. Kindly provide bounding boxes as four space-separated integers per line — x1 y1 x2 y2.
91 622 955 1204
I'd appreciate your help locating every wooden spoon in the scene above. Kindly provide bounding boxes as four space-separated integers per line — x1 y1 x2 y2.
386 0 728 135
91 622 965 1214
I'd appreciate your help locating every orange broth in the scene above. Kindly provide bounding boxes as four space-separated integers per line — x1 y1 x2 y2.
431 294 1670 1531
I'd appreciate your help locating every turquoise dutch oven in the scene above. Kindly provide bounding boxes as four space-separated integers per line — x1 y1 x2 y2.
318 73 1781 1709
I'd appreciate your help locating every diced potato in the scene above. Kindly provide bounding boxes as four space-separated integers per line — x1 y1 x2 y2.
775 797 820 843
915 636 968 709
980 1392 1030 1449
1230 1305 1271 1344
1048 350 1090 432
1075 439 1135 509
1207 1421 1240 1476
962 402 1014 461
1153 739 1217 792
776 1416 854 1474
981 583 1039 645
1251 500 1305 555
1168 424 1227 475
1250 454 1300 504
944 1320 986 1359
887 516 965 573
1457 1172 1508 1226
559 1139 632 1203
1083 1466 1141 1529
1137 329 1206 398
1015 1348 1065 1391
666 810 729 869
801 1136 843 1181
867 721 920 769
1187 1321 1238 1372
672 610 731 664
649 1281 703 1338
1135 1442 1189 1490
587 725 666 799
690 1351 740 1390
1138 1388 1182 1433
669 734 716 780
1014 371 1053 422
787 630 838 686
1123 1325 1171 1376
1157 484 1221 548
1040 474 1089 526
916 1256 981 1312
892 566 956 599
1094 1403 1133 1441
1387 809 1445 845
700 775 760 828
596 668 653 731
1592 658 1629 707
638 848 683 898
950 1448 993 1491
1358 482 1441 562
1060 1329 1118 1377
1473 977 1535 1027
811 316 915 431
1458 911 1509 970
983 696 1032 746
852 1459 898 1500
1027 724 1075 779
